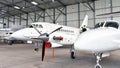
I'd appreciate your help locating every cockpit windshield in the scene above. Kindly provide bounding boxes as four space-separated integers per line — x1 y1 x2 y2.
104 22 119 29
95 21 119 29
29 24 43 28
94 22 104 28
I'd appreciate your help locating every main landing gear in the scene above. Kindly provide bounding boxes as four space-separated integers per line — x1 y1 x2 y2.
70 45 75 59
94 53 103 68
34 48 39 52
34 42 39 52
8 40 14 45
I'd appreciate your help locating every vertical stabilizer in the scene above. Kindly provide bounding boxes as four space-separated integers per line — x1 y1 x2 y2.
80 15 88 32
80 15 88 28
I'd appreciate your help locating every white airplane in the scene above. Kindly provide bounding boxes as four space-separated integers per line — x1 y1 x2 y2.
10 15 88 59
10 15 120 68
0 29 14 44
74 20 120 68
0 25 25 45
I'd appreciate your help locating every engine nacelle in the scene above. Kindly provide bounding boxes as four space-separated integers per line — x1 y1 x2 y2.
53 36 63 40
45 42 63 48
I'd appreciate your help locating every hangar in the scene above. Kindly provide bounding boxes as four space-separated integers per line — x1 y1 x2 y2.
0 0 120 68
0 0 119 28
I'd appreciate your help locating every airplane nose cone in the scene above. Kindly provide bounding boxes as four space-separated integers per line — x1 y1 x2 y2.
74 28 120 53
11 28 27 40
11 28 39 40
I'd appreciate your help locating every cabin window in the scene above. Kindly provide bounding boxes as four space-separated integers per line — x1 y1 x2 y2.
95 22 104 28
105 22 119 29
9 33 13 34
35 24 38 27
38 24 43 28
29 25 33 28
30 24 43 28
33 24 35 27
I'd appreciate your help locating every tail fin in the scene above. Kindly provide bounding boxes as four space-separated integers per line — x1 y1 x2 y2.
80 15 88 32
80 15 88 28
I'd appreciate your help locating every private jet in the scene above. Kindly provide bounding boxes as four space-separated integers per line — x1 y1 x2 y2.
0 25 25 45
10 15 88 60
11 15 120 68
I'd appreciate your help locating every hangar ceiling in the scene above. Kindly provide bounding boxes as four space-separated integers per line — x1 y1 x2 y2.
0 0 97 18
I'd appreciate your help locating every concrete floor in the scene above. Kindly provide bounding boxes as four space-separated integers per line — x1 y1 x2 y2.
0 43 120 68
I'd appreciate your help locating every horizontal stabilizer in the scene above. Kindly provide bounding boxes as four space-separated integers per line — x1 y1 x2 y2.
102 52 110 58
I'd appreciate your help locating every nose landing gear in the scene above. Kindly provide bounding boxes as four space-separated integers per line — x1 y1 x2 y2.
34 48 39 52
34 42 39 52
70 45 75 59
94 64 102 68
94 53 103 68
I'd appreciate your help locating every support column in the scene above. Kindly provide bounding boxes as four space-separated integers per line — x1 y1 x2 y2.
7 6 10 28
65 6 67 26
13 16 15 25
19 14 21 25
43 10 46 22
78 3 80 28
26 13 28 27
3 18 5 28
7 17 9 28
53 8 56 24
110 0 113 20
34 12 37 22
93 1 96 27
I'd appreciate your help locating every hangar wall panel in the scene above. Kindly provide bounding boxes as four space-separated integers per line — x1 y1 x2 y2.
95 8 110 16
113 7 120 12
80 4 91 11
56 15 64 22
95 0 111 24
112 0 120 6
67 13 78 21
45 16 53 23
67 21 78 27
95 0 110 9
67 5 78 13
0 19 3 28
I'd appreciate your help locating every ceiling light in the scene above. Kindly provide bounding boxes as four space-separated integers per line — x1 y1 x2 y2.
31 1 38 5
22 7 25 9
14 6 20 9
52 0 54 2
1 12 5 14
1 10 6 12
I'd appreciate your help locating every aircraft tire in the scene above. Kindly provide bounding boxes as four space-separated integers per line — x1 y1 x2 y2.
94 64 102 68
8 40 13 45
71 51 75 59
34 48 39 52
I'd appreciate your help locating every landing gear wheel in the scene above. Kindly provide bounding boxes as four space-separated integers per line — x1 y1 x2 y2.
34 48 39 52
70 45 75 59
8 40 13 45
71 51 75 59
34 42 39 52
94 53 103 68
94 64 102 68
